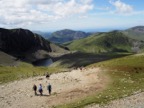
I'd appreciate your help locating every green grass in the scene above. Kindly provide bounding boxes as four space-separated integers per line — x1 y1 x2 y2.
0 52 130 84
0 62 67 84
123 30 144 41
65 31 139 54
55 53 144 108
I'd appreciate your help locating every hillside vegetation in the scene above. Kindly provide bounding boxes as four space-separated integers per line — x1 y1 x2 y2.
0 51 131 84
123 26 144 41
65 31 144 53
0 51 18 66
0 62 67 84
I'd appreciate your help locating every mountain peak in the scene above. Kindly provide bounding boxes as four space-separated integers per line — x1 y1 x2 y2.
60 29 74 31
129 26 144 31
49 29 91 44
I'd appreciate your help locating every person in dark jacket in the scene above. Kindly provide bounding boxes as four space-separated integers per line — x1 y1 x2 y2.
33 84 37 95
47 83 52 95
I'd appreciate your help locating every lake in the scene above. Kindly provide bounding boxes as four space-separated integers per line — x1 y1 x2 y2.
32 58 53 66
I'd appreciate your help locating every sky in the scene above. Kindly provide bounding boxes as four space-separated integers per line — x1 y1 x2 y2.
0 0 144 32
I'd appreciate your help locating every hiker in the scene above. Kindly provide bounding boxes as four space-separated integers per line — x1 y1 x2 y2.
38 84 43 96
46 73 50 79
33 84 37 95
47 83 52 95
78 67 83 71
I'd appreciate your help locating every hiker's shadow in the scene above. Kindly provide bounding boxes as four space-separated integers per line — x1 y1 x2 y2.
36 94 49 97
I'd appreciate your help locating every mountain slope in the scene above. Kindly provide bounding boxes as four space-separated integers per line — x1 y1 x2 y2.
65 31 144 53
123 26 144 41
0 51 19 66
0 28 52 53
33 31 51 38
0 28 68 63
48 29 91 44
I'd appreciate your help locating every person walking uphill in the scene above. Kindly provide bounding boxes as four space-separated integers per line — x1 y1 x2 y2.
47 83 52 95
38 84 43 96
33 84 37 95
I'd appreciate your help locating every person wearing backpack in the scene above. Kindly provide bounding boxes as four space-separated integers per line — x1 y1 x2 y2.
38 84 43 96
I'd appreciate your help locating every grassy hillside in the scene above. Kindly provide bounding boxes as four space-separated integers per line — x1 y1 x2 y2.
0 62 67 84
66 31 143 53
57 53 144 108
123 26 144 41
0 52 131 83
0 51 18 66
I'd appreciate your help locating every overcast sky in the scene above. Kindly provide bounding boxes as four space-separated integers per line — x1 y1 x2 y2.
0 0 144 31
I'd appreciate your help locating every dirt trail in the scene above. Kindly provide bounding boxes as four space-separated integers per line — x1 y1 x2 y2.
0 68 108 108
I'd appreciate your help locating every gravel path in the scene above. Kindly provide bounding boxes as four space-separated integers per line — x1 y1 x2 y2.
2 67 144 108
0 68 107 108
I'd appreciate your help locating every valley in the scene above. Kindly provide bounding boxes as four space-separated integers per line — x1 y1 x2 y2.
1 0 144 107
0 26 144 108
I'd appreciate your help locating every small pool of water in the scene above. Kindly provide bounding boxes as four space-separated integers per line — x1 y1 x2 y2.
32 58 53 66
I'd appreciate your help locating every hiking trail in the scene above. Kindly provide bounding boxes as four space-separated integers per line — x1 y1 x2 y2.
0 68 108 108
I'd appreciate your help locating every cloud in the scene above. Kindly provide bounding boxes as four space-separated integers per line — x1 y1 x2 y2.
109 0 133 14
28 0 60 5
95 7 111 11
53 0 93 17
0 0 93 27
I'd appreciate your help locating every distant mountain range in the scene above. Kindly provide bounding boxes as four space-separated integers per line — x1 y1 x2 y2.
33 31 51 38
48 29 92 44
0 26 144 65
35 26 144 45
0 28 68 65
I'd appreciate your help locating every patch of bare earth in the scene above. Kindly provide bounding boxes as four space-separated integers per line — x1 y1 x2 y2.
0 68 109 108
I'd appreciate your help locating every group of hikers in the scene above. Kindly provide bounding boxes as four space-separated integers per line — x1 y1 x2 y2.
33 73 52 96
33 83 52 96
